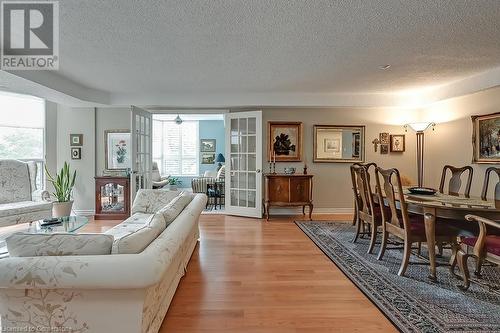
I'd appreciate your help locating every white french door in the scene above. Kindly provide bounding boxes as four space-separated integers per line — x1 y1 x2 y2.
225 111 263 218
131 106 152 200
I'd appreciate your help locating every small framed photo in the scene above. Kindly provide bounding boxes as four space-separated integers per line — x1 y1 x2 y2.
379 132 390 145
201 153 215 164
390 134 405 152
70 134 83 146
380 144 389 154
200 139 216 152
71 147 81 160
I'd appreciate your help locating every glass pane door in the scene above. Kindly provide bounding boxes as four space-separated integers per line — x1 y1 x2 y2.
225 111 262 218
131 106 152 200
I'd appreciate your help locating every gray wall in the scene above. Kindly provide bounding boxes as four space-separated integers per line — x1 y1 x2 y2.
95 107 131 175
259 107 418 209
424 86 500 198
56 106 95 212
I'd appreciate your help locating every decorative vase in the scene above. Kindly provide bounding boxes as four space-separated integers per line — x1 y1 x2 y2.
52 201 74 218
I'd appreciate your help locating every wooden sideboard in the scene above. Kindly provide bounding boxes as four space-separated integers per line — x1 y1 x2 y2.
264 174 314 221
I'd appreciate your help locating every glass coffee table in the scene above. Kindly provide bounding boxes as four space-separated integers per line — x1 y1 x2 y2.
0 216 89 257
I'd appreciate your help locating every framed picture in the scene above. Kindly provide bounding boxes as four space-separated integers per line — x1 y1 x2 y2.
313 125 365 163
200 139 216 152
268 121 303 162
105 130 131 170
390 134 405 152
379 132 390 145
71 147 81 160
380 144 389 154
472 112 500 164
201 153 215 164
70 134 83 146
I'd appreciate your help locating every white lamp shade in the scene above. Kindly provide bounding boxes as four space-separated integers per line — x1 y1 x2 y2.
407 122 433 132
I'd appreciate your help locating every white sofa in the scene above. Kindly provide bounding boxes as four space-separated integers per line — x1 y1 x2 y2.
0 190 207 333
0 159 52 227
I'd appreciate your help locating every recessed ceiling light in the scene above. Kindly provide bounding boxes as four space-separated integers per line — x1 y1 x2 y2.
379 64 391 70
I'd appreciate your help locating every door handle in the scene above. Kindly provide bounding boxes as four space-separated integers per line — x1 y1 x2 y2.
256 169 261 173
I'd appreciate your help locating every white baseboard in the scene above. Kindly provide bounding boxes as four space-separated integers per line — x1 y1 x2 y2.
267 207 353 215
73 209 95 216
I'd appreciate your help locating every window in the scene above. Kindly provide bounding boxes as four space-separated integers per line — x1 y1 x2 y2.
153 120 199 176
0 91 45 188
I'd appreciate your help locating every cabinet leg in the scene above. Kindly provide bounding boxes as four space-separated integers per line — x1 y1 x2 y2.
308 204 313 221
265 203 270 221
302 206 306 215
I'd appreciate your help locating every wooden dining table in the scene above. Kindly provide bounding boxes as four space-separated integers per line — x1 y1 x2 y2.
380 189 500 281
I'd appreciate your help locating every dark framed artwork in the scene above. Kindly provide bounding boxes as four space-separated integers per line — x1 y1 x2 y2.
105 130 131 170
380 144 389 155
268 121 303 162
472 112 500 164
379 132 390 145
201 153 215 164
390 134 405 152
70 134 83 146
200 139 216 152
71 147 81 160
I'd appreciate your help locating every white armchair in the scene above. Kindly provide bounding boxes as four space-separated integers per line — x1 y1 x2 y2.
152 162 169 189
0 159 52 227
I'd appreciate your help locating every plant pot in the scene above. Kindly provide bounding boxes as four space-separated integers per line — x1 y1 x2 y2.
167 184 178 191
52 201 74 218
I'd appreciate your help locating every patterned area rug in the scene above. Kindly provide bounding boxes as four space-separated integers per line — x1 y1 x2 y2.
295 221 500 333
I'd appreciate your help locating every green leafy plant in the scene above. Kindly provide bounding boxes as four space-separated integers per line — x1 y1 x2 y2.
166 176 182 186
45 162 77 202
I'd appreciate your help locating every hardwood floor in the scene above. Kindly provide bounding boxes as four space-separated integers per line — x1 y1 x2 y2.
159 214 397 332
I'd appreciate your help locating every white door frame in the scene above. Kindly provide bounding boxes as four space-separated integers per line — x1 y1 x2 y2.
224 111 263 218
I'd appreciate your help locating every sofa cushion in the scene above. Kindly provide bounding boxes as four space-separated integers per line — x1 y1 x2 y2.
131 189 184 214
105 213 166 254
0 160 32 204
0 201 53 218
121 212 155 225
158 193 193 225
6 232 114 257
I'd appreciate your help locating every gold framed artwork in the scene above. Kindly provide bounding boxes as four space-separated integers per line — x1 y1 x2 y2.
313 125 365 163
268 121 303 162
390 134 405 152
471 112 500 164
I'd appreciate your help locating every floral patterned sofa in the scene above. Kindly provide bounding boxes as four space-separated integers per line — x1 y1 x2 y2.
0 159 52 227
0 190 207 333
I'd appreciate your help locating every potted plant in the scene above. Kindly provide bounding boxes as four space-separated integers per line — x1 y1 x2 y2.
166 176 182 191
45 162 77 217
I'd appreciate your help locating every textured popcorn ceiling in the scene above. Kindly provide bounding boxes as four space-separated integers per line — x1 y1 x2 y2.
4 0 500 106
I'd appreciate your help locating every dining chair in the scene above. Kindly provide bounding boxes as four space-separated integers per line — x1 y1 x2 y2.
439 165 473 197
457 214 500 291
351 164 383 253
375 167 459 276
350 162 377 226
481 167 500 208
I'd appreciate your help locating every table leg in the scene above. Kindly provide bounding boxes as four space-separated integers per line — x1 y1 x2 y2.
423 207 437 281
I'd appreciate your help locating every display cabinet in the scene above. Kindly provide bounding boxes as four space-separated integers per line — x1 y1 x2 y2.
94 176 130 220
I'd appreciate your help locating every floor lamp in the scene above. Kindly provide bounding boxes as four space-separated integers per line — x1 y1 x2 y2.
405 122 435 187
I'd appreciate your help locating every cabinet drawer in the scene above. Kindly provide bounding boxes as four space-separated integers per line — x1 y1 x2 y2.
290 177 310 203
